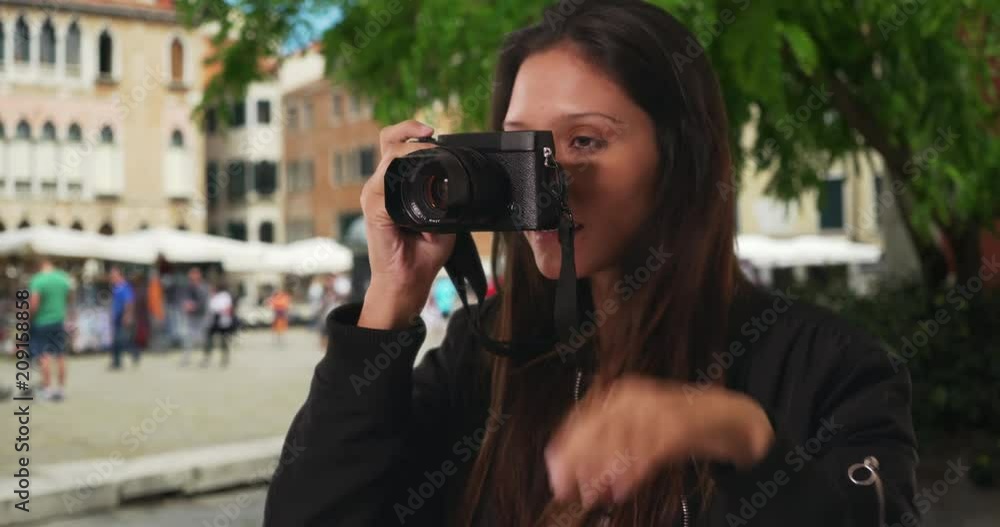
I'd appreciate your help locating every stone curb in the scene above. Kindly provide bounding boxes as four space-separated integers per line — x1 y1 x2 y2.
0 436 283 526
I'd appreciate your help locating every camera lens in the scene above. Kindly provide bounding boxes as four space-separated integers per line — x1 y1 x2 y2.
388 146 511 228
424 174 449 211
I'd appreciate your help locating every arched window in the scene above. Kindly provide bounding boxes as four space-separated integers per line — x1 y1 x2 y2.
177 223 189 231
98 222 114 236
66 22 81 73
18 219 31 229
42 121 56 141
170 38 184 83
67 123 82 142
0 221 5 233
98 30 112 77
70 220 83 231
170 129 184 147
259 221 275 243
40 19 55 66
16 120 31 140
14 16 29 64
100 125 114 144
46 218 58 227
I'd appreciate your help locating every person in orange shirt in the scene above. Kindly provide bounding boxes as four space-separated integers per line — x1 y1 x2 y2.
267 288 292 344
147 270 166 350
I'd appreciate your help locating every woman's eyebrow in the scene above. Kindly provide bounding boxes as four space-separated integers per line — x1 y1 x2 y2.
564 111 625 124
504 112 625 129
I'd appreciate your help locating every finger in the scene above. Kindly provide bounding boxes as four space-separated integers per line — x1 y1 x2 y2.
545 443 577 502
610 452 645 504
547 412 604 501
379 119 434 151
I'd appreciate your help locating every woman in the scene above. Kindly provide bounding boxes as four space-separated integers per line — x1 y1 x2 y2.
203 282 235 367
265 2 918 525
267 287 292 344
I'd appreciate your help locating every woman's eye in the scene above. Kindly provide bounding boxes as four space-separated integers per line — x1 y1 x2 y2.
570 136 605 151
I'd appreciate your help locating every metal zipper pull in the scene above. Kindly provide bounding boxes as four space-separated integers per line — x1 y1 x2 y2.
847 455 885 527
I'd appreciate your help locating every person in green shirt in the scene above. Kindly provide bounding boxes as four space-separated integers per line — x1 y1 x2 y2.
28 257 74 401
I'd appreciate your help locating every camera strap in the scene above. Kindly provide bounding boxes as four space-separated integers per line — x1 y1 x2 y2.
443 206 586 370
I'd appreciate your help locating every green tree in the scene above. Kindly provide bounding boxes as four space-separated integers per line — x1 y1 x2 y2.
179 0 1000 289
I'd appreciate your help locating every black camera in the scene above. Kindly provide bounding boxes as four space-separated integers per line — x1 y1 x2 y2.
384 131 565 232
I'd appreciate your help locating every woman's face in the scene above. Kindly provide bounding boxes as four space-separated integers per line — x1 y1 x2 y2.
504 43 660 283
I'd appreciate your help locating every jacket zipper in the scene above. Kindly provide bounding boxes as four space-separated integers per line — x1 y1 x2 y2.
574 368 690 527
848 455 886 526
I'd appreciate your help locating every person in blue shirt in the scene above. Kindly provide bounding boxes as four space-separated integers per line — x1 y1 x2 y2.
109 266 137 370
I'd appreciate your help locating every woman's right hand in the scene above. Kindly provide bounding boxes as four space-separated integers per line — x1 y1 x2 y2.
357 120 456 330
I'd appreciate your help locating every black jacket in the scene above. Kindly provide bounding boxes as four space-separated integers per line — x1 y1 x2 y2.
264 286 919 526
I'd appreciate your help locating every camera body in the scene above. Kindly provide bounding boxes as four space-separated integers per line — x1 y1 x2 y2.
384 131 563 233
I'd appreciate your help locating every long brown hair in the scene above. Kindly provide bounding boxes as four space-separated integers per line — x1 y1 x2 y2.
458 1 740 524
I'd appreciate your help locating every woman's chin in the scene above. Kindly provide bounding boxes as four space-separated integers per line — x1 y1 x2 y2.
534 259 562 280
530 250 592 281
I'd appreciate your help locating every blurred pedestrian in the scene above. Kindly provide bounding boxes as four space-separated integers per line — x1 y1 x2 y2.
28 257 73 401
203 282 235 367
147 267 166 350
308 276 325 322
432 277 458 318
131 272 150 351
109 266 138 370
179 267 210 366
158 255 183 348
267 287 292 344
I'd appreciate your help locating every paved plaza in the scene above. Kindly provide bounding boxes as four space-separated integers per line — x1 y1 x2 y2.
9 328 328 466
6 323 447 466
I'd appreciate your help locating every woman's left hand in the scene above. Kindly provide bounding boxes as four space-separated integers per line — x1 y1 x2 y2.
544 375 775 510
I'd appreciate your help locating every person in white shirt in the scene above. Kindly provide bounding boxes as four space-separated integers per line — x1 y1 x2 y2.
203 283 235 367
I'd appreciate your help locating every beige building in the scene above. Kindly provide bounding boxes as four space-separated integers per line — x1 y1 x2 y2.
733 111 888 289
0 0 205 234
281 50 381 243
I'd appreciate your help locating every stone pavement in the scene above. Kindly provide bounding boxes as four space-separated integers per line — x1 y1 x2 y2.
6 323 447 466
5 328 320 467
1 322 448 525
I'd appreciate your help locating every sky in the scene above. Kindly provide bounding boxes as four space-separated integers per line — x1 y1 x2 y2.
281 3 342 54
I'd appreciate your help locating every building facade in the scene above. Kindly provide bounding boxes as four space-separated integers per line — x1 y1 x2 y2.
0 0 205 234
203 77 284 244
282 75 380 243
